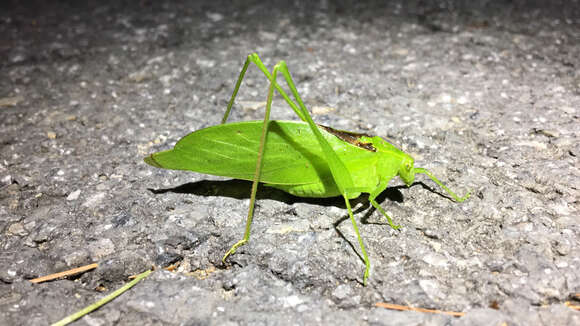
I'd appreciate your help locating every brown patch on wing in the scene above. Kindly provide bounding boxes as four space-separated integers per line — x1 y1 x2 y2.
317 124 376 152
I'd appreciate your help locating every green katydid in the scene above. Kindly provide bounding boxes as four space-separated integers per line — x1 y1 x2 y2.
144 53 470 285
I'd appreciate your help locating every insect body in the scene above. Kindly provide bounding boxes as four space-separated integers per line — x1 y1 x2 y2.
145 53 470 285
146 120 413 199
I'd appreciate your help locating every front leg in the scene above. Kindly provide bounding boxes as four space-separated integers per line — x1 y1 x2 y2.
368 179 401 230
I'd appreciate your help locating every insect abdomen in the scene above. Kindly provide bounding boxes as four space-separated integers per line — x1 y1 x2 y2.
267 182 340 198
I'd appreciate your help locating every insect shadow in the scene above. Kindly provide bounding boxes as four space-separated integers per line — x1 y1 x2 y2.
148 179 406 213
325 181 448 224
148 179 448 225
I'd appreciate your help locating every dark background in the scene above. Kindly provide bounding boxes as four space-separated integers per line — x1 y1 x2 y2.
1 1 579 325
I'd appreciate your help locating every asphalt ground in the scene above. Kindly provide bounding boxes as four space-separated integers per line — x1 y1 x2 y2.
1 1 579 325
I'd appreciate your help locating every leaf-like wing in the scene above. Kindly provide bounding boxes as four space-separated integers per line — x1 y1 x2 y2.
145 120 375 185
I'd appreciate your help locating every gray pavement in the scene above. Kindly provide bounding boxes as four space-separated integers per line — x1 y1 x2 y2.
1 1 579 325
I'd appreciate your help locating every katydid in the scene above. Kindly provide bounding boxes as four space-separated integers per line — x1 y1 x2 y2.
145 53 470 285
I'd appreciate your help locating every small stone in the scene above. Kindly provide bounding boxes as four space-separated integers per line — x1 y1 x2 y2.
0 96 24 107
82 192 106 207
8 222 28 236
66 189 81 201
419 279 445 301
1 175 12 185
422 253 448 267
486 259 505 272
206 12 223 22
312 106 335 115
238 101 266 111
155 252 183 267
47 131 57 139
63 249 90 266
88 238 115 259
423 229 441 239
555 242 570 256
128 70 150 83
332 284 352 300
281 295 303 308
